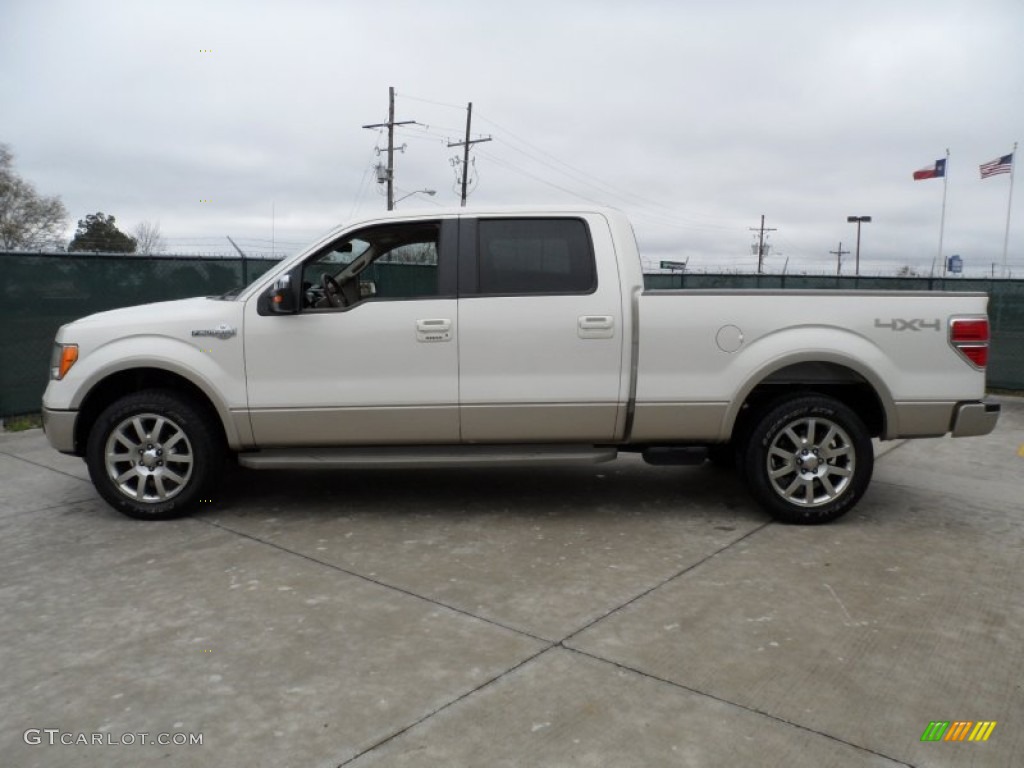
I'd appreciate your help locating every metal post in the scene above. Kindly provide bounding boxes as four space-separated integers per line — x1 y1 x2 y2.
847 216 871 276
938 148 950 271
1001 141 1017 278
226 236 248 285
855 223 861 276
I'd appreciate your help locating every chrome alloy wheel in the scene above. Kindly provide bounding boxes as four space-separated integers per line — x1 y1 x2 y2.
766 416 855 508
104 413 194 503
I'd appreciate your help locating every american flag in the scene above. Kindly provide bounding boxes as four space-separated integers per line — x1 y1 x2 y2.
979 153 1013 179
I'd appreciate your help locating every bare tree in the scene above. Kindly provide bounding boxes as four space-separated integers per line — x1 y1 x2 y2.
895 265 921 277
132 220 165 254
0 144 69 250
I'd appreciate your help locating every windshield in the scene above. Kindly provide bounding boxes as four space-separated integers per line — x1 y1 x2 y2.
210 260 285 301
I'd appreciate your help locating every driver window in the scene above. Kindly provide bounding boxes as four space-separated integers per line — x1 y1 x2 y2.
301 222 440 310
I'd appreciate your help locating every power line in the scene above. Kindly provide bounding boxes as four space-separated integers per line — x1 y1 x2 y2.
476 113 742 229
474 148 607 205
395 113 747 234
397 92 467 111
474 145 743 234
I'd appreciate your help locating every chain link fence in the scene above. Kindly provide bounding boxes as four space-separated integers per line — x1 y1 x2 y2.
2 253 1021 418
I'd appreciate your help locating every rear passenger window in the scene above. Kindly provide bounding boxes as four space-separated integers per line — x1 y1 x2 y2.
477 218 596 295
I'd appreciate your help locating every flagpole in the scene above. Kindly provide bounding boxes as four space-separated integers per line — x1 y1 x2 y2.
938 148 950 275
1002 141 1017 278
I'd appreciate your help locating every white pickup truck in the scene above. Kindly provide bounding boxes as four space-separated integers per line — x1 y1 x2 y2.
42 207 999 524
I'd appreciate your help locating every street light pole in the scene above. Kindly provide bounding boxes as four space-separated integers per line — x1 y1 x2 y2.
394 189 436 207
847 216 872 276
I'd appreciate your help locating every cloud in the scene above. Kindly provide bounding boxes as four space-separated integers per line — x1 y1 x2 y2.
2 0 1021 274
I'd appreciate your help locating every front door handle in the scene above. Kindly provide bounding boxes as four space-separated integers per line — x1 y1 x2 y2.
416 318 452 342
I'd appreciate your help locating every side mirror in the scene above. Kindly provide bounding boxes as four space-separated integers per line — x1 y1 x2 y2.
266 272 298 314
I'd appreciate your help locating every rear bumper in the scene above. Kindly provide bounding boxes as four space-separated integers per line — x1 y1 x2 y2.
951 399 1001 438
42 408 78 454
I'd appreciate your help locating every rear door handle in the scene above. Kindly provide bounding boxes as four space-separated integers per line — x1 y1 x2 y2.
578 315 615 339
416 318 452 342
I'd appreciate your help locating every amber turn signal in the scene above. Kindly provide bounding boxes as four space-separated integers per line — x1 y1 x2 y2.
50 344 79 380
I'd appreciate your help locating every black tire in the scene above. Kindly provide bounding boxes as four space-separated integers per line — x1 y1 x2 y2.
741 395 873 524
86 389 224 520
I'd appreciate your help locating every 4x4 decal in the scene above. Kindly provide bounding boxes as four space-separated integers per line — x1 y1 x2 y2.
874 318 941 331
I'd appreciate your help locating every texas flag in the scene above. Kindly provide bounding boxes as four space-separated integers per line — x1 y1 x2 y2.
913 158 946 180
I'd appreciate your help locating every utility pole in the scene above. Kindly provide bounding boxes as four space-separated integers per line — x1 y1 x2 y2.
447 102 492 207
830 241 850 276
362 86 416 210
749 215 776 273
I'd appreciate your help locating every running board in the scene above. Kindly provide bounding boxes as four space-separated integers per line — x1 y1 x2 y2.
237 444 619 470
641 446 708 466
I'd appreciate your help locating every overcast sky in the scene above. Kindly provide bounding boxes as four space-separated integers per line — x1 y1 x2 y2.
3 0 1022 276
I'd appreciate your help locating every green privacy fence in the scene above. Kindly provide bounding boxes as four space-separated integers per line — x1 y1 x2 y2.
1 252 282 418
1 251 1021 417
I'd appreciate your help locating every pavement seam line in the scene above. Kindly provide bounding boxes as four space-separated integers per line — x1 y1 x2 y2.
871 477 1017 514
559 520 773 646
564 646 915 768
0 449 93 484
874 438 909 460
334 645 558 767
0 498 99 519
200 517 554 644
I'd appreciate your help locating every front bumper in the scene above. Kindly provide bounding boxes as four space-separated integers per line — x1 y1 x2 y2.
950 399 1001 438
42 408 78 454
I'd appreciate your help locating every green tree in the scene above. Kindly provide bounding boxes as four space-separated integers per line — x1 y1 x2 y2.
68 212 137 253
0 144 69 250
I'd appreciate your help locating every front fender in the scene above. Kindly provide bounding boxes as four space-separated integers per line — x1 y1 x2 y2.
57 334 247 448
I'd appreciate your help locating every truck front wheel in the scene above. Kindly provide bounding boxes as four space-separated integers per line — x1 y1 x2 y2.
86 390 224 520
742 395 873 524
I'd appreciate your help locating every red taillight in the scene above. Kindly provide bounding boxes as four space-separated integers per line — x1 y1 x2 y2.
950 318 990 369
951 319 989 343
958 345 989 367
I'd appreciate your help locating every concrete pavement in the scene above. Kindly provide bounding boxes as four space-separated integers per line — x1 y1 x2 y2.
1 398 1021 767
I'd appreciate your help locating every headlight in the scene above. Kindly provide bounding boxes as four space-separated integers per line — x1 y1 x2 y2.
50 343 78 380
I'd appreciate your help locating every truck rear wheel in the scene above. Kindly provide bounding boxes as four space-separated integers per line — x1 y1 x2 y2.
742 395 873 524
86 390 223 520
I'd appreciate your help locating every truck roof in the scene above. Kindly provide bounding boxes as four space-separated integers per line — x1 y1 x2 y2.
339 204 626 225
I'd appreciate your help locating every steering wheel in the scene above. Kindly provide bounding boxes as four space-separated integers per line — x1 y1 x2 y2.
321 273 346 308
